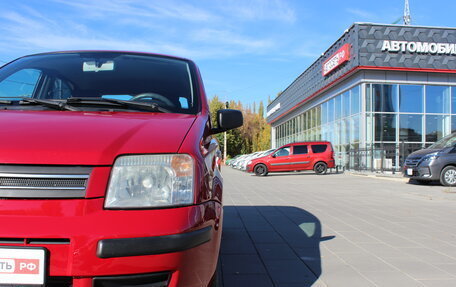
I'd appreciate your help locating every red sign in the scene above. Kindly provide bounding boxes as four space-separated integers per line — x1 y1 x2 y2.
322 44 351 76
0 258 40 275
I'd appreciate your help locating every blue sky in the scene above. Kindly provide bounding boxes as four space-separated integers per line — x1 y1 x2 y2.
1 0 455 108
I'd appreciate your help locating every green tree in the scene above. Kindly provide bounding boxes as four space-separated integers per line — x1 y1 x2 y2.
208 95 271 158
258 101 264 119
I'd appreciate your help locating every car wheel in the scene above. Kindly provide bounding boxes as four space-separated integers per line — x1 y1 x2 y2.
254 164 268 176
314 162 327 175
440 166 456 186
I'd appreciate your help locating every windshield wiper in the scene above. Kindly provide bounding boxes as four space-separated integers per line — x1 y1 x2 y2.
66 97 171 113
21 97 80 111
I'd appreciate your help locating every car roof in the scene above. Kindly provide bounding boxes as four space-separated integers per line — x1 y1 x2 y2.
16 50 193 64
280 141 331 147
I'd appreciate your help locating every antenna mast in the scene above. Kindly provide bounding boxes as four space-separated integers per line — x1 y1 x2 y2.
404 0 411 25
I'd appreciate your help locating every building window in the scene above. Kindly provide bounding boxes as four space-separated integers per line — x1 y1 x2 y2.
335 95 342 120
426 115 447 142
321 102 327 124
399 114 422 142
426 85 450 114
328 99 335 122
453 116 456 133
351 86 361 115
350 115 360 142
373 84 398 112
342 92 350 117
399 85 423 113
375 114 396 142
452 87 456 114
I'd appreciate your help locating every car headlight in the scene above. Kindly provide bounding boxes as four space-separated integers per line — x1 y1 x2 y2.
420 152 439 163
247 160 253 165
105 154 194 209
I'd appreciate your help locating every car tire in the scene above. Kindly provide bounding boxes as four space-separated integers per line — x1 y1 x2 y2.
254 164 268 176
440 166 456 186
314 162 327 175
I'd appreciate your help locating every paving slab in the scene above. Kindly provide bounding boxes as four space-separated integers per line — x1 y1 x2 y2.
220 168 456 286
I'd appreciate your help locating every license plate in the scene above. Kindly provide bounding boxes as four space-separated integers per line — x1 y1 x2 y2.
0 247 46 285
407 168 413 176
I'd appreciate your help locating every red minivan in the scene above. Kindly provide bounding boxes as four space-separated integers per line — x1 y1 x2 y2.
0 51 242 287
247 141 335 176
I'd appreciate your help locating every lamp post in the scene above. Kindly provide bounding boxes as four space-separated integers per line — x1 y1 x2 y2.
224 101 229 162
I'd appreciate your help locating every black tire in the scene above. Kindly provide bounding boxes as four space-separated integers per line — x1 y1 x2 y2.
314 162 327 175
254 164 268 176
440 166 456 186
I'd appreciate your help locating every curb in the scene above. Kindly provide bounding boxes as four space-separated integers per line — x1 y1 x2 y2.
346 172 409 182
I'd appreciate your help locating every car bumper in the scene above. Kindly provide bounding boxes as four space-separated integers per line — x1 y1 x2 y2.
403 164 440 181
0 198 222 287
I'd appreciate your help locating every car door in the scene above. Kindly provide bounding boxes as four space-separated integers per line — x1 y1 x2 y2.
268 146 291 171
291 144 312 170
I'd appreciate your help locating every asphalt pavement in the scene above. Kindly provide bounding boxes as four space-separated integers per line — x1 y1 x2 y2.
219 167 456 287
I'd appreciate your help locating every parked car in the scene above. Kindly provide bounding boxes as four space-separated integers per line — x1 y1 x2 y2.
225 155 241 166
232 154 248 169
239 152 263 171
247 141 335 176
0 51 242 287
404 132 456 186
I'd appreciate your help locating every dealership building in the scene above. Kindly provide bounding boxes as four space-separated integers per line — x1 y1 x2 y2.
266 23 456 171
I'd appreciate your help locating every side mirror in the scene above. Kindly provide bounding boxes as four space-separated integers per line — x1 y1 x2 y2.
211 109 243 134
271 154 276 158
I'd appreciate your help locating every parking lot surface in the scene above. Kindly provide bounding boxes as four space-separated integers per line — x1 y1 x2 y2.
220 167 456 287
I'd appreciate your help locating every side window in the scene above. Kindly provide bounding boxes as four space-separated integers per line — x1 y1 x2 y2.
274 147 290 157
0 69 42 99
293 145 308 155
311 144 328 153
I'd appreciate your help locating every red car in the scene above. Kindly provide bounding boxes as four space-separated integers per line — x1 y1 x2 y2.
247 141 335 176
0 51 242 287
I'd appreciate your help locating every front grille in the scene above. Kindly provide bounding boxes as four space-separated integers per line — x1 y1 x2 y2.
0 177 87 189
0 166 91 198
0 237 70 245
93 272 170 287
405 157 422 167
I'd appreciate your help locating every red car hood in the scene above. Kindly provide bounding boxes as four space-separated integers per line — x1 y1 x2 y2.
0 111 196 165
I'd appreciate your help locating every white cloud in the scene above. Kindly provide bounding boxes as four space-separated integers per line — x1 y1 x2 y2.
192 29 273 50
51 0 218 22
0 0 315 61
346 8 375 20
216 0 296 23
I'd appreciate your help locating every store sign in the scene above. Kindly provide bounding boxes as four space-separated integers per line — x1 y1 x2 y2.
322 44 351 76
267 103 281 117
381 40 456 55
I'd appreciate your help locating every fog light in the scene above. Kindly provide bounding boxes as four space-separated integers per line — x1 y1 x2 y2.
419 167 431 177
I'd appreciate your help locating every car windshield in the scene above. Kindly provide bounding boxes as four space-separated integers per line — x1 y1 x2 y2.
428 132 456 149
0 52 198 114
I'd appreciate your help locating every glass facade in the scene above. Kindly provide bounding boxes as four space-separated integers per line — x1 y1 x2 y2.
275 85 361 168
273 83 456 171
